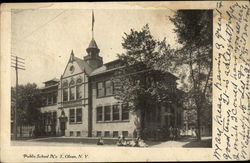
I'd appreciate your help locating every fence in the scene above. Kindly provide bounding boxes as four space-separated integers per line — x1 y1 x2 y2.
12 125 35 138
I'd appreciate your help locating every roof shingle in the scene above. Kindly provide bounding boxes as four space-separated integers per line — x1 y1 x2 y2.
73 56 94 75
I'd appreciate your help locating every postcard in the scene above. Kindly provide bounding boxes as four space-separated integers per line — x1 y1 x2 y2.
0 1 249 162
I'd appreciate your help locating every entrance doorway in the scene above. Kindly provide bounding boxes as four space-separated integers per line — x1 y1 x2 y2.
59 116 67 136
60 121 66 136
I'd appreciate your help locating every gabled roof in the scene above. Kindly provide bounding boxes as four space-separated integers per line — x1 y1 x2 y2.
43 78 60 84
90 59 122 76
73 56 94 75
41 78 59 89
89 59 179 81
62 50 95 77
90 65 107 76
40 84 58 90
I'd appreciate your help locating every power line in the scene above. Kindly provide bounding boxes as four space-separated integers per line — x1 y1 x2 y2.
11 62 25 67
11 38 59 58
11 59 25 64
11 66 25 70
11 55 25 60
17 10 67 41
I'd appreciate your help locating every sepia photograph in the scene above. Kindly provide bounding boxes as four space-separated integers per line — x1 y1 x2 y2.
1 1 249 162
10 8 212 148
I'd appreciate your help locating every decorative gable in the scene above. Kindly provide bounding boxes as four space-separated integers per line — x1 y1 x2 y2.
62 50 89 78
62 59 84 78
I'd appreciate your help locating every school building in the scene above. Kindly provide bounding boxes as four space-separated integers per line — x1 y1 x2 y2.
38 13 184 139
38 36 184 139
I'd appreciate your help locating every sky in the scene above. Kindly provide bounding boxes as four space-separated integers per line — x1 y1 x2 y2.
11 9 180 87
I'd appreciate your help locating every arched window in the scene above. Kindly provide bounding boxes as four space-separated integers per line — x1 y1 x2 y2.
63 88 68 101
62 81 68 88
62 80 69 101
69 79 75 86
76 85 82 99
69 79 75 100
76 78 82 84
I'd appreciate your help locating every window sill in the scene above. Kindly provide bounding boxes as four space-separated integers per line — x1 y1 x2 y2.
96 120 130 123
61 98 85 103
69 122 82 125
96 95 114 99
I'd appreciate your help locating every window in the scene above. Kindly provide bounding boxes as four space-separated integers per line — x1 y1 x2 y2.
112 105 120 120
76 85 82 99
113 131 119 138
96 104 129 122
42 113 46 125
76 108 82 123
96 81 114 97
48 95 52 105
76 78 82 84
70 131 74 136
122 104 129 120
105 80 113 96
70 80 75 86
69 87 75 100
69 65 75 73
96 131 102 137
122 131 128 137
96 107 103 121
42 97 47 106
63 81 68 87
77 131 81 137
63 88 68 101
53 93 57 104
97 82 104 97
69 108 81 123
44 112 48 125
69 109 75 123
52 112 57 124
47 112 52 125
104 131 110 137
104 106 111 121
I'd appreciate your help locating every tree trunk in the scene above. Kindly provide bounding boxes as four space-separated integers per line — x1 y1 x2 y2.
19 123 22 138
139 109 145 139
195 95 202 141
196 105 201 141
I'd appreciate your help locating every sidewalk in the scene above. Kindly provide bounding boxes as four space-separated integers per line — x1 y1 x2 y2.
148 137 212 148
11 136 212 148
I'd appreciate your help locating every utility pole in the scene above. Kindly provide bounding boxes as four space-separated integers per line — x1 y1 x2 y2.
11 55 25 140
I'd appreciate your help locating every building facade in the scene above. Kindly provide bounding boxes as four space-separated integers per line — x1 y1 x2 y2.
39 78 59 136
38 36 183 139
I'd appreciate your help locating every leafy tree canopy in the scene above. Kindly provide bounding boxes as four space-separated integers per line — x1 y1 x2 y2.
11 83 42 126
169 10 213 140
112 24 182 138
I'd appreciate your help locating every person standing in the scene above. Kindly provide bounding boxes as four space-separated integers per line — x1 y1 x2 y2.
173 127 177 141
169 126 173 141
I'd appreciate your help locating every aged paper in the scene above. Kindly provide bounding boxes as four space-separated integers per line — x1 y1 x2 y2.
0 1 249 162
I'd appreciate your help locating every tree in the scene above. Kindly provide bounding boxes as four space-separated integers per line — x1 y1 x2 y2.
112 25 176 139
11 83 42 137
168 10 213 140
